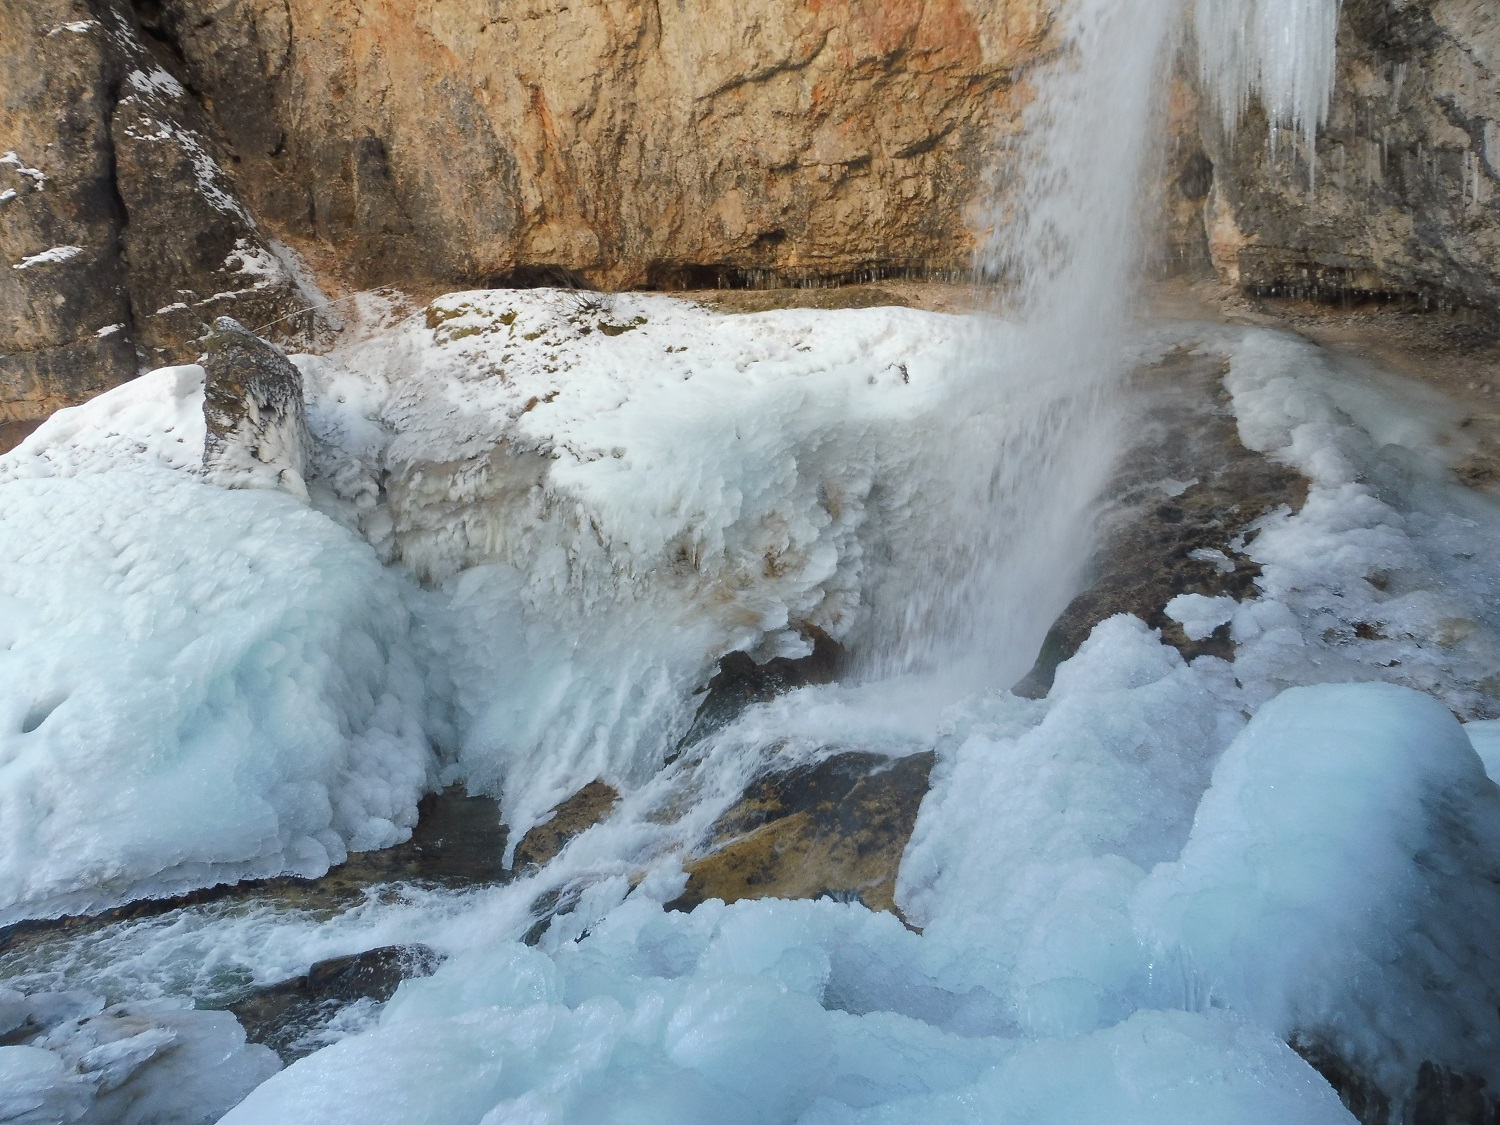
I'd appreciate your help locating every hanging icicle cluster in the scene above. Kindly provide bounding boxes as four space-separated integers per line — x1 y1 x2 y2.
1194 0 1343 182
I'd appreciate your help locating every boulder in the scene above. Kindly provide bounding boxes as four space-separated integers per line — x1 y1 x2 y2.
201 316 312 499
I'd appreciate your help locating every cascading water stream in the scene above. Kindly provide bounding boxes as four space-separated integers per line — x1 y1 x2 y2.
862 0 1343 688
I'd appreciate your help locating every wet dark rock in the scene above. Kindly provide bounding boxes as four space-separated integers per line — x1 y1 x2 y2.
1293 1035 1500 1125
679 629 842 752
0 788 510 962
1013 346 1309 696
1411 1062 1498 1125
513 780 620 870
303 945 443 1004
229 944 442 1060
522 884 586 948
666 749 935 916
201 316 312 497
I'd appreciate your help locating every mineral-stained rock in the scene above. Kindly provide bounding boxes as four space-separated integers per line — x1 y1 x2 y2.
666 749 935 916
201 315 313 498
0 1 137 423
512 780 621 870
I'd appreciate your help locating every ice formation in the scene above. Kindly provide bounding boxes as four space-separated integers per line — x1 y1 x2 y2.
1138 683 1500 1099
0 989 278 1125
1194 0 1344 163
296 290 1111 841
6 311 1500 1120
0 371 433 923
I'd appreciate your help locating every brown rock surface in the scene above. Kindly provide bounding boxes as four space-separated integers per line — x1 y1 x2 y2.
667 749 934 916
142 0 1052 291
512 780 621 869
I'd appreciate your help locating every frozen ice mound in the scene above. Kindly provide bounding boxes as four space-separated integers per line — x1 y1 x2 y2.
896 614 1245 1039
0 988 278 1125
218 895 1353 1125
1137 681 1500 1106
298 290 1100 843
0 372 434 923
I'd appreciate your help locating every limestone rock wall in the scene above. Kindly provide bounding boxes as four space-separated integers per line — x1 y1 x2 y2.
142 0 1050 290
0 0 314 426
1200 0 1500 311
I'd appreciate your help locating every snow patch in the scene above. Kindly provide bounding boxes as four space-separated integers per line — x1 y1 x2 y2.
127 68 185 100
0 152 47 190
12 246 82 270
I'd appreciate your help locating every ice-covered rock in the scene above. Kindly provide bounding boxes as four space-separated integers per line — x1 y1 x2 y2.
1136 681 1500 1108
201 317 314 500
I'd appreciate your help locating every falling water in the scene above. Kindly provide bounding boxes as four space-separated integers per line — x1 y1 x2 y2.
859 0 1183 688
863 0 1344 689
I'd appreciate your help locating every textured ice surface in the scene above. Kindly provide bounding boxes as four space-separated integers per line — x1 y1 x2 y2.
1216 328 1500 718
219 894 1352 1125
0 989 278 1124
1138 682 1500 1100
0 371 433 923
218 637 1495 1123
1467 719 1500 781
295 290 1108 844
1165 591 1237 640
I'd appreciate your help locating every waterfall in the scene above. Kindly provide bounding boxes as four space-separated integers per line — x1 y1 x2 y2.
864 0 1344 689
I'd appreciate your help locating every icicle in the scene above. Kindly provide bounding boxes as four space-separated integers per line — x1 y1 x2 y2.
1194 0 1343 189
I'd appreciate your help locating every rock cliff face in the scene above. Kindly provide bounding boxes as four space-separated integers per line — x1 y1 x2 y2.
0 0 315 428
140 0 1050 290
1201 0 1500 310
4 0 1500 431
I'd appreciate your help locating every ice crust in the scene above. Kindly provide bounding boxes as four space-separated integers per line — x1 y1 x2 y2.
5 302 1500 1121
0 989 278 1124
0 371 433 923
